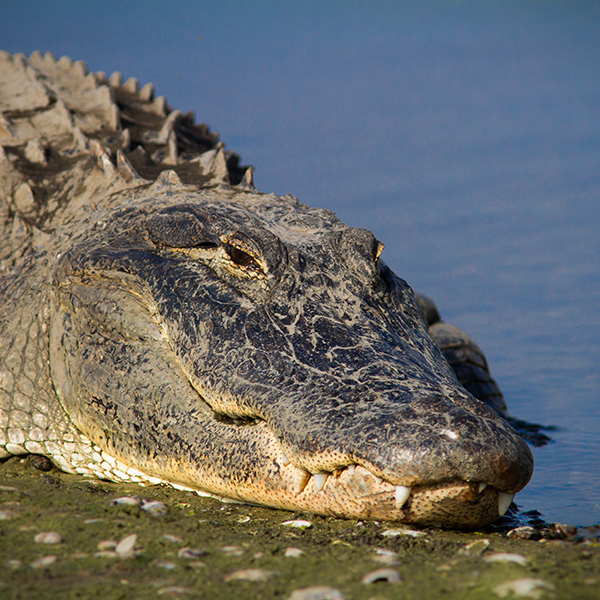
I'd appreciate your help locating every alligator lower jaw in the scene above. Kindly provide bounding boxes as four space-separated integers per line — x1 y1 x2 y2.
64 440 514 529
191 463 514 530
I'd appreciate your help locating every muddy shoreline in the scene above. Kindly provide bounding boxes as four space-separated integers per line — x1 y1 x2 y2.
1 457 598 599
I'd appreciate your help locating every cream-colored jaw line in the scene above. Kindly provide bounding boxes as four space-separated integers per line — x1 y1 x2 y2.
3 427 516 528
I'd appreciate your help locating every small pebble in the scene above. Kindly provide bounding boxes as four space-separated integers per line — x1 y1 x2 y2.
483 553 530 566
31 555 58 569
34 531 62 545
221 545 244 556
110 496 141 507
287 586 346 600
27 454 53 471
494 578 555 599
546 523 578 540
224 568 278 582
163 534 184 544
0 510 14 520
458 538 490 557
361 568 402 584
141 500 168 517
507 526 541 541
115 533 138 558
237 515 251 523
381 528 424 538
157 586 189 596
97 540 117 551
177 547 207 560
0 485 19 492
285 547 305 558
6 559 22 569
372 548 400 566
94 551 118 558
282 519 313 529
155 560 177 570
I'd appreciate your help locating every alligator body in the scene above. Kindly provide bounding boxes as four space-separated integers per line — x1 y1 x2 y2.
0 52 532 529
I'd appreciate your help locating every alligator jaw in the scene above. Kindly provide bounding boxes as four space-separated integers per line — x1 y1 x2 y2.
92 418 522 530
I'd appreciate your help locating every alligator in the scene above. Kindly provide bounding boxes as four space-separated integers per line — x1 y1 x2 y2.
0 52 533 529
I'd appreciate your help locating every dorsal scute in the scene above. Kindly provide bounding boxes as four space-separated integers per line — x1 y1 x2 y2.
1 52 253 232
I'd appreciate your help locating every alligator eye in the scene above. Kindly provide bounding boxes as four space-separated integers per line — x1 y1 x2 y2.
224 243 261 271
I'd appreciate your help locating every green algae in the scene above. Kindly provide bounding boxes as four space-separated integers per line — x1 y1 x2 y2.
1 457 598 600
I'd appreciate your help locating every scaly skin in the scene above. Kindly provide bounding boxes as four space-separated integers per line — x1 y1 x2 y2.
0 52 533 529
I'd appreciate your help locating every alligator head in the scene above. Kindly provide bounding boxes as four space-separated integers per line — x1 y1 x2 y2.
49 185 532 529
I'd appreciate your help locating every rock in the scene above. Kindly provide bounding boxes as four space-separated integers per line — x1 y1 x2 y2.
34 531 62 544
282 519 313 529
458 538 490 557
372 548 400 566
31 555 57 569
94 551 118 558
162 534 184 544
361 568 402 584
287 586 345 600
110 496 141 507
6 559 22 569
221 545 244 556
177 547 207 559
224 568 278 582
483 553 530 566
97 540 117 551
141 500 168 517
381 528 425 538
494 578 555 599
115 533 138 558
507 526 541 541
284 547 304 558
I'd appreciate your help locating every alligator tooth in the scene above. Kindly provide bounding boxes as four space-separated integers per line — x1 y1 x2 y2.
293 469 311 495
498 492 515 516
478 482 488 494
281 453 290 466
373 476 383 485
313 472 329 492
394 485 411 509
346 464 356 475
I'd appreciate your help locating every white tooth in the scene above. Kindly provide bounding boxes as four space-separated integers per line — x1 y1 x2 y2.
373 476 383 485
347 464 356 475
293 469 311 495
394 485 411 509
497 492 515 516
478 482 488 493
313 472 329 492
281 453 290 466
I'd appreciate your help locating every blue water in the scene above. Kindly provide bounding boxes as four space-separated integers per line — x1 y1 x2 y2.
2 1 599 526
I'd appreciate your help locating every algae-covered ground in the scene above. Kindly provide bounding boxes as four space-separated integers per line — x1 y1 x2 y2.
1 457 599 600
